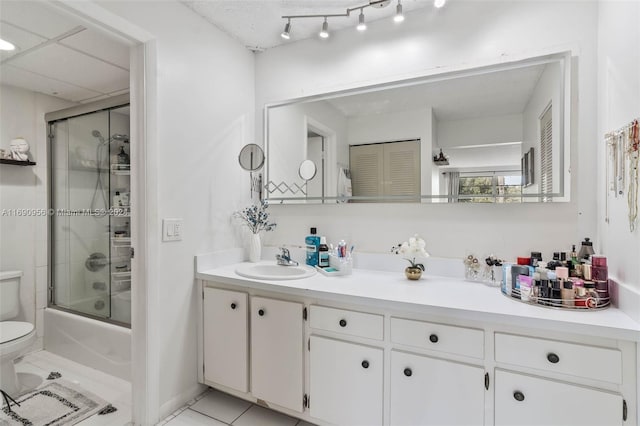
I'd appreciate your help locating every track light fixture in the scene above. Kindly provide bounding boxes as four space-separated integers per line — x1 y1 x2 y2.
319 18 330 38
280 0 404 41
394 0 405 22
434 0 447 8
357 9 367 31
281 19 291 39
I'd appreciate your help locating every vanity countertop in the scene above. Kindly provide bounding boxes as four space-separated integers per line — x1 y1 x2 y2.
197 259 640 342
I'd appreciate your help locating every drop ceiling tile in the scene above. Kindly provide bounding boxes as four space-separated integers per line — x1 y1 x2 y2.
9 44 129 94
0 64 102 102
60 28 130 70
0 22 47 62
0 0 81 39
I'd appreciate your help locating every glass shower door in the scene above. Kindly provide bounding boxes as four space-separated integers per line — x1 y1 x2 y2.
50 105 131 325
51 110 111 318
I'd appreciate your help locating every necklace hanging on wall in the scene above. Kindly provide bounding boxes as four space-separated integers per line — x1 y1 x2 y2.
628 119 639 232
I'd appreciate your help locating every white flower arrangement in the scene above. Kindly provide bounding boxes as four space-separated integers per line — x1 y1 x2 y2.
391 234 430 270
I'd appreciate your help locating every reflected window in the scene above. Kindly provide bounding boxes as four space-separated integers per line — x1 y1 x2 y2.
458 173 522 203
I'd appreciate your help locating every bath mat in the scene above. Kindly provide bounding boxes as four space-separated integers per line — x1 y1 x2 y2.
0 379 108 426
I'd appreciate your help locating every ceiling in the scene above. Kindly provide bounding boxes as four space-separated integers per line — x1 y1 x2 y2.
0 0 130 104
0 0 435 103
181 0 434 51
324 63 546 121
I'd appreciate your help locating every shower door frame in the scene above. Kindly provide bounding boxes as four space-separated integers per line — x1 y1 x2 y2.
46 95 131 327
43 2 160 424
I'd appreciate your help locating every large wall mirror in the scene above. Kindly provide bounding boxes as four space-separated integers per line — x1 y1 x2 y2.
265 51 571 204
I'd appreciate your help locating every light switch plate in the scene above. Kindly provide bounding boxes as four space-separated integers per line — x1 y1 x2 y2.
163 218 183 242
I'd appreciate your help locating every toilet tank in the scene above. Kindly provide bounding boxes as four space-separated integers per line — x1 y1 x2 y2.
0 271 23 321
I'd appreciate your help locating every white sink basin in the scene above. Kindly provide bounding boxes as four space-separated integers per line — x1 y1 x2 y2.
235 262 316 280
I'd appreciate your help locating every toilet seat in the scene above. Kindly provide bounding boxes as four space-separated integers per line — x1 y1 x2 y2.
0 321 36 358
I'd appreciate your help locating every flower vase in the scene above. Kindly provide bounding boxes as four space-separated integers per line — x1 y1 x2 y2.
247 233 261 263
405 266 422 280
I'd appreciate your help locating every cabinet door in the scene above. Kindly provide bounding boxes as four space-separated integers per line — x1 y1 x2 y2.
390 350 485 426
251 296 303 412
309 336 383 426
203 287 248 392
495 370 623 426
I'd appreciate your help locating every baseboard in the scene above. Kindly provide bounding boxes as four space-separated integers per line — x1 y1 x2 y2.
158 383 207 421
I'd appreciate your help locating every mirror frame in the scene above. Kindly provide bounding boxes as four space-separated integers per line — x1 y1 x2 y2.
264 50 572 204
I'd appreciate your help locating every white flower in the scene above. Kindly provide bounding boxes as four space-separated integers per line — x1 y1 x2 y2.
391 234 430 269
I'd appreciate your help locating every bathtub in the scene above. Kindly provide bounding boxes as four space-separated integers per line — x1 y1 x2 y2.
44 308 131 380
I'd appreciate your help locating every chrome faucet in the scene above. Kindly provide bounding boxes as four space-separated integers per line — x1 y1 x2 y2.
276 247 299 266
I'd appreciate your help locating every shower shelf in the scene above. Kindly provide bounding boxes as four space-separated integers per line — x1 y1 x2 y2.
1 159 36 166
112 271 131 279
111 164 130 175
111 237 131 247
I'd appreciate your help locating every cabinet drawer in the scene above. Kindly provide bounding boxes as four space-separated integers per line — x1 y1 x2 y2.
310 305 383 340
390 317 484 359
495 370 623 426
495 333 622 384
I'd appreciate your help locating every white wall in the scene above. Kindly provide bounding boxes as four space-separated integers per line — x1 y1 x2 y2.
268 100 347 199
93 0 255 417
522 61 562 196
0 84 75 350
255 1 598 261
597 1 640 322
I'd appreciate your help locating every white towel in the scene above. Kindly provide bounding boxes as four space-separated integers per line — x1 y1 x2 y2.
337 167 352 202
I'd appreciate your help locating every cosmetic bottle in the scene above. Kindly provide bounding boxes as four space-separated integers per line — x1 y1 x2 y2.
539 279 550 306
591 256 608 281
555 267 569 307
530 252 542 267
570 245 579 266
318 236 329 268
550 279 563 307
510 265 529 299
519 275 533 302
577 237 595 260
561 281 575 307
583 281 599 308
575 286 588 308
305 228 320 266
502 264 512 296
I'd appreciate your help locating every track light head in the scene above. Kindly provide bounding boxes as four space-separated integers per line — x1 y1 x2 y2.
434 0 446 8
394 1 404 22
281 20 291 39
357 9 367 31
319 18 330 38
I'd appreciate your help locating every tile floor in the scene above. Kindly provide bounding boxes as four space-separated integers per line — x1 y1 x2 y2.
13 350 132 425
160 389 316 426
13 350 314 426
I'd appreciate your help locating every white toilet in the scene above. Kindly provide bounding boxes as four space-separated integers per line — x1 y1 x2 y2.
0 270 36 396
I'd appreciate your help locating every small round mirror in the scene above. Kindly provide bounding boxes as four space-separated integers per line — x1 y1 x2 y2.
238 144 265 171
298 159 317 181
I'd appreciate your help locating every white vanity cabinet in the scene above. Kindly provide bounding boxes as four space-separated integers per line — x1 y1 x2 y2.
309 335 383 426
198 274 637 426
494 370 623 426
250 296 304 413
203 287 248 392
390 350 486 426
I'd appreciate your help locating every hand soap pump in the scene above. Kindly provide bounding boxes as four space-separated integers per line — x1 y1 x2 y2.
305 228 320 267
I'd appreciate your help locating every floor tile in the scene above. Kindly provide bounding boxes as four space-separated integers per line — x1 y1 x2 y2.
232 405 298 426
166 409 227 426
190 389 252 424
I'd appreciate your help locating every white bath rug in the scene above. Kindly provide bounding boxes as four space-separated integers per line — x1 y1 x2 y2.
0 379 108 426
